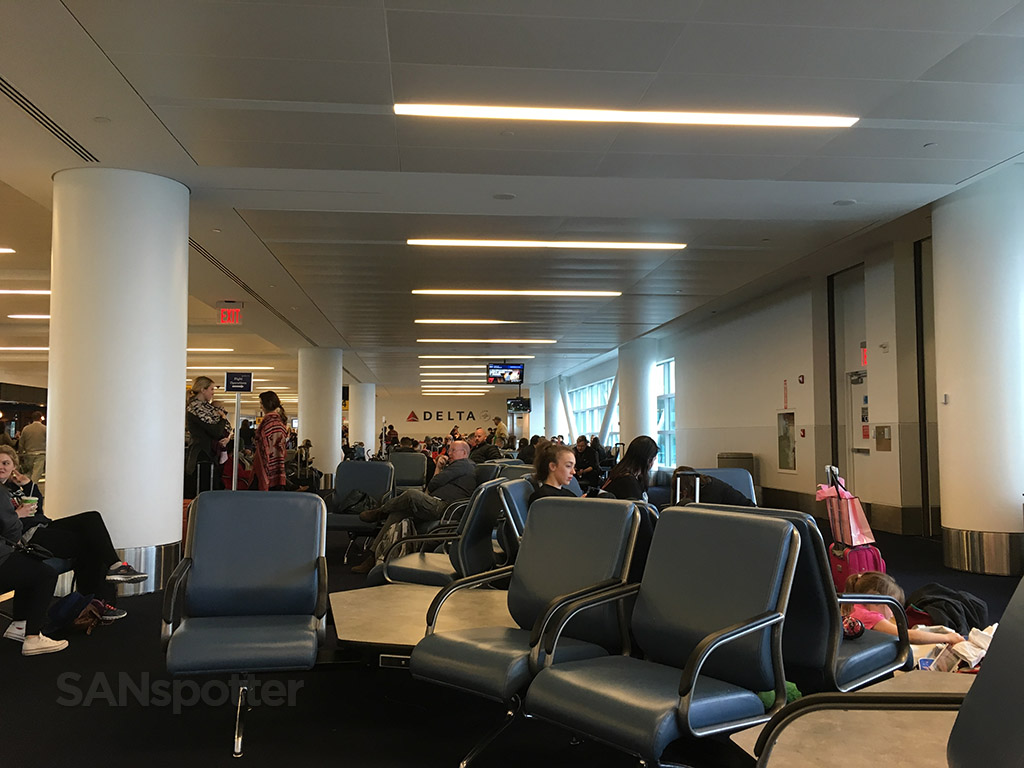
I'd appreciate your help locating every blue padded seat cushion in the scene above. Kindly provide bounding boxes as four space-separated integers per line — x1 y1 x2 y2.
167 615 319 675
411 627 608 703
834 629 902 687
526 656 765 762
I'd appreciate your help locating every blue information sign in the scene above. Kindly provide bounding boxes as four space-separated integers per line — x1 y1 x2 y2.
224 372 253 393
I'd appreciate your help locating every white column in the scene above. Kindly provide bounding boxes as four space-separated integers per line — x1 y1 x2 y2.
544 378 562 438
347 382 376 457
47 168 188 580
298 348 344 473
932 164 1024 574
617 338 657 444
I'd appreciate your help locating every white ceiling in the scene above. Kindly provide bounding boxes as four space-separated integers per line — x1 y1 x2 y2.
1 0 1023 401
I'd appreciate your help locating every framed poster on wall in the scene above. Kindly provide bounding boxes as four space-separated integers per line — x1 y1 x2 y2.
777 411 796 472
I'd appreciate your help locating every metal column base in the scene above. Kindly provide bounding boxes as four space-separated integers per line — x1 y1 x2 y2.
942 527 1024 575
115 541 181 596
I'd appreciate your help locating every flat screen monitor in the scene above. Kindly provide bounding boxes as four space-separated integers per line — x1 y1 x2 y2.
487 362 524 385
507 397 532 413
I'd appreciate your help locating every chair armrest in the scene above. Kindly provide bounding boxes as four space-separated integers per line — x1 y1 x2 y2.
439 498 469 524
754 691 965 766
315 556 328 619
160 557 192 648
424 565 516 634
678 610 784 697
541 582 641 662
529 578 625 648
832 592 912 689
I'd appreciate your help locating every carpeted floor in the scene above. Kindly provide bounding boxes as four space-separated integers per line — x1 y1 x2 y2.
1 528 1018 768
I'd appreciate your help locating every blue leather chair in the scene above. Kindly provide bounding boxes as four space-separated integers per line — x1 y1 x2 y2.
694 467 757 504
390 451 427 493
163 491 328 757
497 463 534 481
691 503 911 693
411 497 641 767
524 506 799 767
475 463 502 484
326 460 395 560
495 478 534 565
756 573 1024 768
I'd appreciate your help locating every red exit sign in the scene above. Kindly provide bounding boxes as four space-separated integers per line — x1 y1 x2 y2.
219 307 242 324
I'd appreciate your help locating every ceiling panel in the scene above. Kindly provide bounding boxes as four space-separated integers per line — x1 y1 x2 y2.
67 0 390 60
113 55 395 104
596 152 805 181
396 117 622 153
184 141 400 171
867 81 1024 123
385 10 684 70
158 108 397 146
398 147 607 176
919 35 1024 84
781 156 991 185
814 125 1024 162
390 63 654 108
384 0 704 22
659 24 970 80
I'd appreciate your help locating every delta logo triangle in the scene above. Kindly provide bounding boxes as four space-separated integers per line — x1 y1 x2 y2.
407 411 419 422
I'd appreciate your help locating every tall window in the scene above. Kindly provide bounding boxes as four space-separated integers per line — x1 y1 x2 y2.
655 359 676 468
567 377 619 447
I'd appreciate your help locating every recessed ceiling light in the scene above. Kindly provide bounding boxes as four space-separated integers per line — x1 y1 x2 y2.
417 338 556 344
0 248 15 254
93 116 111 123
7 314 49 319
418 355 535 360
394 104 859 128
211 228 222 233
0 347 48 351
186 348 235 352
493 192 516 200
413 289 620 297
833 199 857 206
923 142 938 149
408 239 684 250
415 319 520 324
0 289 50 295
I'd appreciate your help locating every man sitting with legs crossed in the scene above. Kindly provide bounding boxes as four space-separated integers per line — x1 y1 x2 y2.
352 440 478 573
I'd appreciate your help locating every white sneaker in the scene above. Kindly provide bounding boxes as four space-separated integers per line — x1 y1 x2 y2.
3 621 26 642
22 634 68 656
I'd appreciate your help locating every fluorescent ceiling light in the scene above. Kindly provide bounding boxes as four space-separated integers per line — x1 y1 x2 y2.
187 348 234 352
415 318 520 324
0 290 50 295
419 365 487 369
420 371 486 376
422 384 495 388
421 380 489 384
419 355 534 360
7 314 49 319
394 103 859 128
413 289 620 297
185 366 275 370
0 248 15 254
418 338 556 344
409 239 684 250
422 392 487 396
0 346 48 351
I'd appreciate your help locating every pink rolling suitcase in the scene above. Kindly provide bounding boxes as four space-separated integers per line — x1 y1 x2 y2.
830 542 885 593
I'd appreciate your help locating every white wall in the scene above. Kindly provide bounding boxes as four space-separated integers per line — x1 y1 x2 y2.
670 283 825 494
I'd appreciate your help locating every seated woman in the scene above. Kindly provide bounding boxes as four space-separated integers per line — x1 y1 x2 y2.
601 435 659 501
528 441 578 507
0 512 65 655
0 445 147 633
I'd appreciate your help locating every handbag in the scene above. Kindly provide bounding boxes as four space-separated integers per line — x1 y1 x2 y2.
824 475 875 547
12 538 56 560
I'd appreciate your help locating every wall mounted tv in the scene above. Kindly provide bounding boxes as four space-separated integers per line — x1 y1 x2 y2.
487 362 524 385
507 397 532 413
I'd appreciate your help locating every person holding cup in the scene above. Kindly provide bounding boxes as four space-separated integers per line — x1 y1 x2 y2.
0 445 147 635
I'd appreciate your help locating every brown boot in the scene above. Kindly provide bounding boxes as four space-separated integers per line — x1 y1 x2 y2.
350 554 377 574
359 507 382 523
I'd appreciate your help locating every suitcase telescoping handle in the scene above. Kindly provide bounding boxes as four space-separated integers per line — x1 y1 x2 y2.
674 470 701 505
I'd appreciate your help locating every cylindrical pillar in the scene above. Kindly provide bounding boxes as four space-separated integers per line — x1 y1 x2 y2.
47 168 189 592
298 348 344 473
617 338 657 444
544 378 562 438
932 164 1024 574
347 382 376 458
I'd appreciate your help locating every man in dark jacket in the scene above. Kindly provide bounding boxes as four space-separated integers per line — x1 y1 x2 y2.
468 427 502 463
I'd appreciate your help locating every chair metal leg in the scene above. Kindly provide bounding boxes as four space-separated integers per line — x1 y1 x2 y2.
459 696 522 768
233 684 248 758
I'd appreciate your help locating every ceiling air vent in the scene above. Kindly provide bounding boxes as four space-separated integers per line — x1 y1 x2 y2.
0 75 99 163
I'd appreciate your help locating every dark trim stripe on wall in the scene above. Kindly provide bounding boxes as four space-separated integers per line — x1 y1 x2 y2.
827 273 839 467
